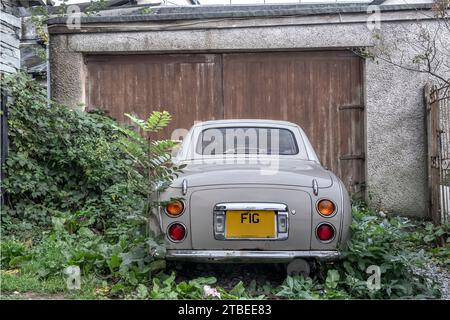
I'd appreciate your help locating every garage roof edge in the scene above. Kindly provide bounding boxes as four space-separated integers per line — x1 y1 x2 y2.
47 3 435 26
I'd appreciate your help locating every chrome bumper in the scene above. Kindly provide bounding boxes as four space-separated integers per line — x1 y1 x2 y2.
165 250 341 263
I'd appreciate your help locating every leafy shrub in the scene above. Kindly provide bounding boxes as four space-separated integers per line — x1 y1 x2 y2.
1 72 147 235
407 221 450 267
145 272 262 300
0 239 31 269
15 215 160 288
275 272 350 299
0 72 178 290
271 203 441 299
417 222 450 246
335 203 439 298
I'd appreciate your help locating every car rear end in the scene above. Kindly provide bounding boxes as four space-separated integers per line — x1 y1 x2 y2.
154 120 352 263
158 174 351 263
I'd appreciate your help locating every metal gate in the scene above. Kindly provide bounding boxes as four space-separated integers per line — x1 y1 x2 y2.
425 84 450 225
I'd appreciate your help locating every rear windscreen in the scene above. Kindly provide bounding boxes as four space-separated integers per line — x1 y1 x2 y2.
196 127 299 156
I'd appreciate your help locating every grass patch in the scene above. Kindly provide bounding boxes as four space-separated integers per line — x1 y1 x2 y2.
0 270 108 300
1 270 65 294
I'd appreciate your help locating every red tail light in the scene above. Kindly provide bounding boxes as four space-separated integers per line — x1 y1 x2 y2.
168 223 186 242
316 223 335 242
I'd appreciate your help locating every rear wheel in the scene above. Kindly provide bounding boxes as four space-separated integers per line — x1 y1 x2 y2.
286 259 316 277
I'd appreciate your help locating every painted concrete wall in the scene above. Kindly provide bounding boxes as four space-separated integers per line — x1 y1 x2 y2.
47 9 449 217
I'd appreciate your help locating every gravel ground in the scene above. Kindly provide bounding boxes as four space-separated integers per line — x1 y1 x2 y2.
413 261 450 299
415 261 450 300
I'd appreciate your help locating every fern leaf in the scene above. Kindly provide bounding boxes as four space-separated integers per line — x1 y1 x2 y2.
145 111 172 132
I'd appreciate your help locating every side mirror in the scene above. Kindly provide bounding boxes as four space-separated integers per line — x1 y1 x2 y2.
171 140 183 158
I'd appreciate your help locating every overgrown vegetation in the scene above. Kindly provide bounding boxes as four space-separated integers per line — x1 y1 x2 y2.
1 73 449 299
0 72 177 293
2 202 448 299
332 203 447 298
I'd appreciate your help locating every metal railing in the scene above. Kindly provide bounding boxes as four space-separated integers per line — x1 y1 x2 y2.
439 88 450 224
425 84 450 226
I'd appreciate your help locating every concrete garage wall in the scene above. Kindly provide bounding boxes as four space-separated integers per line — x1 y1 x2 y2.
365 23 431 216
47 5 449 217
48 35 85 107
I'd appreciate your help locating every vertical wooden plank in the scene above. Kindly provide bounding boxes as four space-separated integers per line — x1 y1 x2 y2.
426 84 441 225
221 51 364 192
85 54 224 139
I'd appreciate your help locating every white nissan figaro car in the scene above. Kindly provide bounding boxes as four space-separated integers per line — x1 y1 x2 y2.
152 120 351 273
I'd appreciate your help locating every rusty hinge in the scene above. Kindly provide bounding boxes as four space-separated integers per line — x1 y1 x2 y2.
338 105 364 111
430 156 440 168
340 153 365 160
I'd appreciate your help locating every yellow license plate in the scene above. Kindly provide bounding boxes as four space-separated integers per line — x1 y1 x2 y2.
225 210 276 239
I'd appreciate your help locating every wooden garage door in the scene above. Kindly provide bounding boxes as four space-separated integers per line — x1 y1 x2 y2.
222 52 364 194
86 54 223 139
86 51 365 193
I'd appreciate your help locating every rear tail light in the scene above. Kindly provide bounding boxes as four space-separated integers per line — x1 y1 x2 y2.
317 199 336 217
165 200 185 217
316 223 335 242
167 223 186 242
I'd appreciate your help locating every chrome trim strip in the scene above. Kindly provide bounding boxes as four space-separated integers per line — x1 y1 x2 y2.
166 250 340 262
182 179 188 196
213 202 289 241
338 177 344 245
214 202 287 211
312 179 319 196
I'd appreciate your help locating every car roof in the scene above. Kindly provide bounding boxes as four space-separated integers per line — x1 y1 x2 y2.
193 119 299 128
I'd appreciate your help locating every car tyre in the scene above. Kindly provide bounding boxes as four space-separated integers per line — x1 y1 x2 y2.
286 258 311 277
